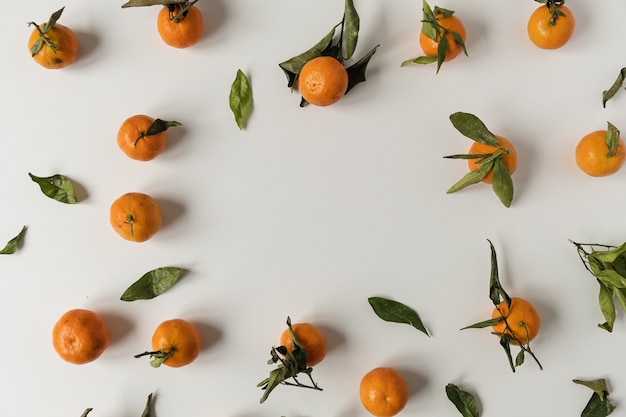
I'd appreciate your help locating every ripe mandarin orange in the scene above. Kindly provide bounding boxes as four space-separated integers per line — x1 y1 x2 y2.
491 297 541 344
149 319 202 367
109 192 162 242
279 322 327 367
467 136 517 184
157 4 204 48
28 8 78 69
298 56 349 106
52 309 110 364
419 13 466 62
117 115 172 161
360 367 409 417
575 130 626 177
527 4 575 49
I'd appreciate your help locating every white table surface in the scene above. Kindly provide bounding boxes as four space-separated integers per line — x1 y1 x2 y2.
2 0 626 416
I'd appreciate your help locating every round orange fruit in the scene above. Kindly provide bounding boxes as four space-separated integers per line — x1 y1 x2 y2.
52 309 110 364
298 56 349 106
157 4 204 48
360 367 409 417
136 318 202 367
279 322 327 367
527 4 575 49
109 192 162 242
419 13 466 62
491 297 541 344
575 129 626 177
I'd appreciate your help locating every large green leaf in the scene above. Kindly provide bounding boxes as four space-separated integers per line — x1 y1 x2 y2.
0 226 27 255
445 384 479 417
449 113 500 146
491 157 514 208
120 267 187 301
229 69 253 130
343 0 360 60
368 296 429 336
29 173 78 204
279 28 336 88
345 45 379 94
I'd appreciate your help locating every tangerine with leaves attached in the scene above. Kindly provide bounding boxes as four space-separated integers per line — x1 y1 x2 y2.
117 115 181 161
575 124 625 177
279 322 327 367
419 10 466 62
527 1 575 49
468 136 518 184
491 297 541 344
28 7 78 69
157 3 204 48
298 56 349 107
135 318 202 367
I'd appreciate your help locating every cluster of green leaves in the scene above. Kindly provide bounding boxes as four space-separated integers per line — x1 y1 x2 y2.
573 379 616 417
257 317 322 403
278 0 378 107
535 0 567 26
444 112 514 208
229 69 252 130
120 266 187 301
401 0 467 73
571 241 626 332
602 67 626 107
461 240 542 372
28 7 64 56
368 296 430 336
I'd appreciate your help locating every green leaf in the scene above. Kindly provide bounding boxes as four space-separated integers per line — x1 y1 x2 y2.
446 159 493 194
43 7 64 33
574 379 616 417
515 348 525 367
120 267 187 301
605 122 621 158
435 32 448 73
598 282 615 332
460 317 501 330
595 270 626 288
29 173 78 204
487 239 511 307
229 69 253 130
122 0 181 7
141 393 153 417
279 28 337 88
0 226 27 255
449 113 500 146
589 242 626 264
343 0 360 60
80 408 93 417
145 119 182 136
614 287 626 313
421 0 437 41
345 45 379 94
368 296 429 336
499 334 516 373
400 55 438 67
574 379 610 400
30 38 44 56
451 30 468 56
445 384 479 417
602 67 626 107
491 157 514 208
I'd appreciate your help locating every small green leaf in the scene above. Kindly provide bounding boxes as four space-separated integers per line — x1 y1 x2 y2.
229 69 253 130
451 31 468 56
499 334 516 372
368 296 429 336
598 283 615 332
491 157 514 208
605 122 621 158
574 379 616 417
343 0 360 60
0 226 27 255
421 0 437 41
515 349 525 367
435 32 448 73
80 408 93 417
602 68 626 107
446 159 493 194
279 28 337 88
445 384 479 417
345 45 379 94
43 7 64 33
401 55 438 67
574 379 611 400
120 266 187 301
595 270 626 288
145 119 181 136
449 113 500 146
141 393 153 417
588 242 626 264
122 0 181 7
29 173 78 204
488 239 511 307
30 38 44 56
460 317 501 330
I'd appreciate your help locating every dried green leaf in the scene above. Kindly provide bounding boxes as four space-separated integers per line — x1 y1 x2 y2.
345 45 379 94
401 55 438 67
446 159 493 194
421 0 437 41
43 7 64 33
574 379 610 400
449 113 500 146
499 334 516 372
229 69 253 130
30 38 44 56
445 384 479 417
491 157 514 207
141 393 153 417
598 283 615 332
122 0 180 7
451 30 468 56
343 0 360 60
588 242 626 264
460 317 501 330
368 296 429 336
80 408 93 417
0 226 27 255
596 270 626 288
515 349 525 367
488 239 511 307
605 122 621 158
120 266 187 301
29 173 78 204
602 67 626 107
279 28 336 88
436 32 448 73
574 379 616 417
145 119 181 136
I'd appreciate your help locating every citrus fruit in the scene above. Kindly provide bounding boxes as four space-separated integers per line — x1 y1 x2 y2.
28 7 78 69
359 367 409 417
117 115 181 161
136 318 202 367
109 192 162 242
491 297 541 344
52 309 110 364
575 129 626 177
419 12 466 62
527 3 575 49
298 56 349 106
157 4 203 48
467 136 517 184
279 322 327 367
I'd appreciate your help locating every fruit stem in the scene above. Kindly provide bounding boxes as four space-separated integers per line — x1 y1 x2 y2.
495 305 543 370
545 0 565 26
169 0 199 22
133 133 145 147
27 21 59 53
125 214 135 237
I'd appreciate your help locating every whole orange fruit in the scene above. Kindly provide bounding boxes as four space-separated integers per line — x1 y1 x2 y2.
467 136 517 184
143 318 202 367
298 56 349 106
157 4 204 48
279 322 327 367
419 13 466 62
575 130 626 177
117 115 171 161
28 8 78 69
52 309 110 364
491 297 541 344
109 192 162 242
359 367 409 417
527 4 575 49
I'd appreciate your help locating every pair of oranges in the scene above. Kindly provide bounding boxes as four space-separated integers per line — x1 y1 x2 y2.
28 3 203 69
52 309 202 368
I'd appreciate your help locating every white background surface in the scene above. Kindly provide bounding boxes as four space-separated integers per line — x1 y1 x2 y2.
2 0 626 416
